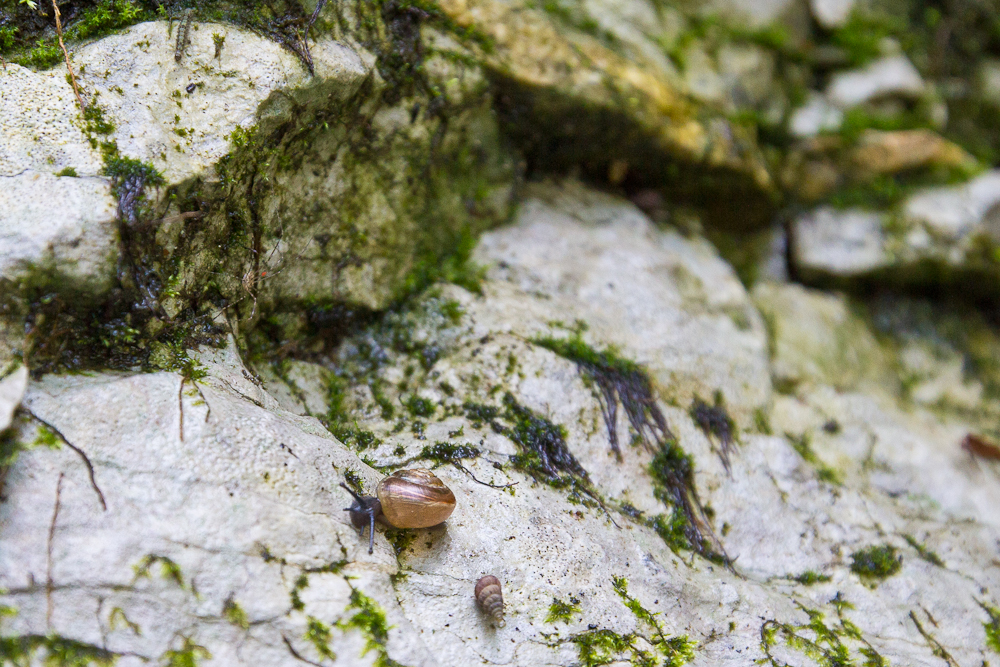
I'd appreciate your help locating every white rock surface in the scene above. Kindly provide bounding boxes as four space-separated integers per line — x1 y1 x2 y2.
0 366 28 432
904 169 1000 240
826 55 925 108
1 21 370 184
793 171 1000 284
4 184 1000 666
789 92 844 137
809 0 855 29
0 170 118 293
792 206 889 275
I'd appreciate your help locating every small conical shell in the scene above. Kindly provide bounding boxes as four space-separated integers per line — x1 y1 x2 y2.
475 575 505 628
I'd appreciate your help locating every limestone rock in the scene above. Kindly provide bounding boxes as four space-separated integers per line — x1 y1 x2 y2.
0 170 118 297
849 129 976 176
0 366 28 432
791 206 890 277
792 171 1000 294
826 55 925 108
432 0 776 222
789 92 844 137
809 0 855 28
3 183 1000 666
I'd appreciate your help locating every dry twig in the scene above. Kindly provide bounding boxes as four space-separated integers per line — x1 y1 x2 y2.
51 0 86 111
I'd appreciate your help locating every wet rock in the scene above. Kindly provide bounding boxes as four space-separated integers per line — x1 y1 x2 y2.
826 55 925 108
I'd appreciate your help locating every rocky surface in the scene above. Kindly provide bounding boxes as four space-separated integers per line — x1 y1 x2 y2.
791 170 1000 292
5 183 1000 666
4 0 1000 665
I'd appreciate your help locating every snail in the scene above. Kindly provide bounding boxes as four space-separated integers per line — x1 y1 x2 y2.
475 575 505 628
340 468 456 554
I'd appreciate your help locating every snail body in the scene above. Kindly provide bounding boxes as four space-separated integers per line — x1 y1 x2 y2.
341 469 456 554
475 575 505 628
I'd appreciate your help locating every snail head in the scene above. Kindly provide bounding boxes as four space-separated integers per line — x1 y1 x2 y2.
340 482 382 554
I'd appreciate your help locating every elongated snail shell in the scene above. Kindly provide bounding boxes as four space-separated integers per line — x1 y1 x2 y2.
475 575 505 628
377 468 456 529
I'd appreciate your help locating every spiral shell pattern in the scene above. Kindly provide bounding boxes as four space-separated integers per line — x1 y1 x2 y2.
475 575 505 628
376 468 456 529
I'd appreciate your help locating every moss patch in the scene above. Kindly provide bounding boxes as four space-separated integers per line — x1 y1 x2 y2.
336 588 400 667
850 545 902 583
760 595 887 667
545 597 581 624
981 601 1000 654
791 571 832 585
902 534 944 567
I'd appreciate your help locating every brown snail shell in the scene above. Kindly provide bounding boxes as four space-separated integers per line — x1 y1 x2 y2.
475 575 505 628
377 468 456 529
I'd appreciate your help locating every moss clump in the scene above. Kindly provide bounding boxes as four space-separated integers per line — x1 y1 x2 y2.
572 629 635 667
981 601 1000 654
791 571 832 585
222 598 249 630
336 588 399 667
161 636 211 667
418 441 479 464
850 545 902 583
902 534 944 567
132 554 186 589
463 401 500 427
383 528 416 557
305 616 336 661
404 395 436 418
55 167 78 177
290 573 309 612
690 392 737 475
648 442 726 564
545 597 581 624
0 633 117 666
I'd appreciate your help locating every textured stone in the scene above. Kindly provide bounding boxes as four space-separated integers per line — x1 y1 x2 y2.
789 92 844 137
0 366 28 432
0 170 118 296
849 129 976 176
826 55 925 108
809 0 855 28
791 206 890 276
3 184 1000 666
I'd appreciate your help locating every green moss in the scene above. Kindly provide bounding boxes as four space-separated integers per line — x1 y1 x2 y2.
572 629 636 667
305 616 336 661
981 601 1000 654
760 596 887 667
902 534 944 567
791 571 832 585
290 573 309 612
336 588 400 667
418 441 479 464
611 576 695 667
545 597 581 624
383 528 416 557
850 545 902 583
55 167 78 178
0 633 117 666
132 554 186 589
690 393 737 474
829 9 907 68
222 598 249 630
404 395 436 418
161 636 211 667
